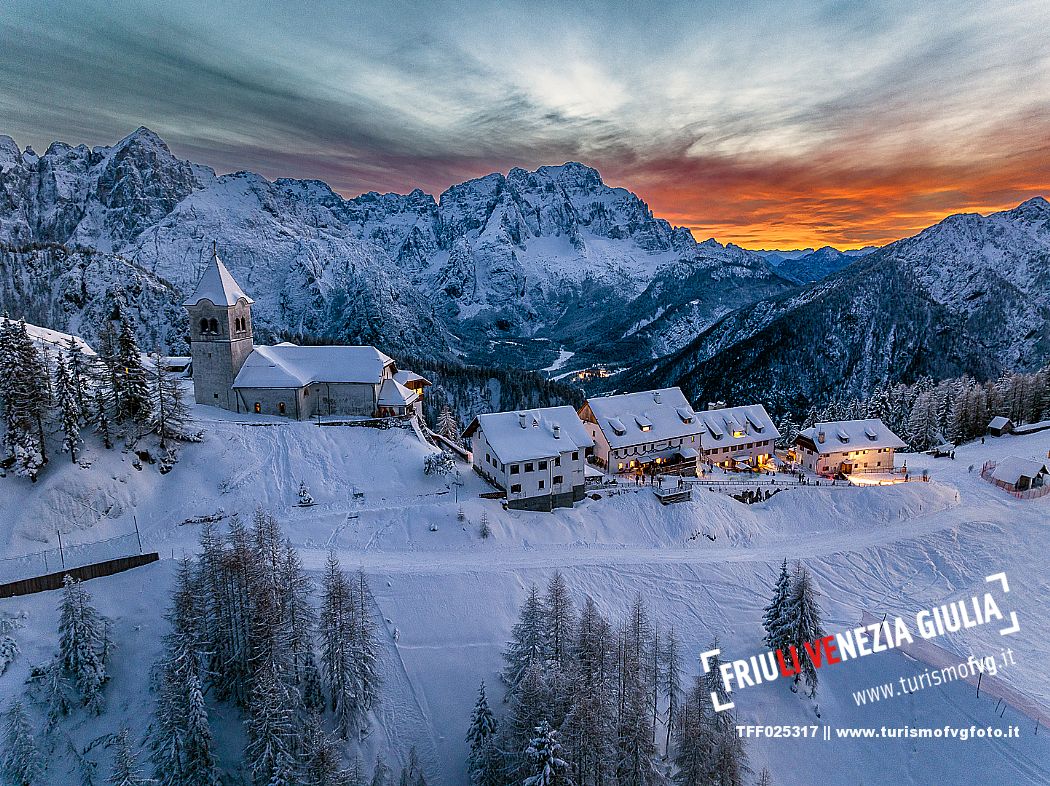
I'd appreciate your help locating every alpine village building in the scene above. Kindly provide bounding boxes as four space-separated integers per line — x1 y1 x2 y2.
464 406 594 511
793 419 906 476
184 249 429 419
580 388 780 474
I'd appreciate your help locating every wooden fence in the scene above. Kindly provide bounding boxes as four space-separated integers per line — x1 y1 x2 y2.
0 553 159 598
980 460 1050 500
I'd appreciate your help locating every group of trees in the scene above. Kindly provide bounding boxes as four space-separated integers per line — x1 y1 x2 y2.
777 368 1050 452
3 513 431 786
762 561 826 700
465 573 757 786
149 511 385 786
0 309 195 481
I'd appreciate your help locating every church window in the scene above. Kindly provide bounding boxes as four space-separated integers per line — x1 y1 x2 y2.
254 402 261 414
199 318 209 333
208 318 219 333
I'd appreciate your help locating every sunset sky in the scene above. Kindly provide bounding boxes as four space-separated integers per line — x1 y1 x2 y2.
2 0 1049 248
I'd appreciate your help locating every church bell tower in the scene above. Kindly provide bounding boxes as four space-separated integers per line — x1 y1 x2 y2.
183 244 255 409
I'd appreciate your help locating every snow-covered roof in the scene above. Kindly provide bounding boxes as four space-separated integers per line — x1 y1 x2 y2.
797 419 906 454
378 378 418 407
696 404 780 450
233 343 393 389
6 320 97 357
991 456 1049 485
183 250 254 307
393 369 431 388
988 416 1013 429
464 406 594 463
584 388 702 449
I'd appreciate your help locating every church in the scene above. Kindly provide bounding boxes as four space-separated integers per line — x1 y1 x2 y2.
183 249 429 420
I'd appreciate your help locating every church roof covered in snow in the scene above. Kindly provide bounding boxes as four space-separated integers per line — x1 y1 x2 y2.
464 406 594 463
183 250 254 307
991 456 1049 485
393 369 431 388
583 388 702 449
696 404 780 450
233 343 393 389
797 419 906 454
378 378 418 407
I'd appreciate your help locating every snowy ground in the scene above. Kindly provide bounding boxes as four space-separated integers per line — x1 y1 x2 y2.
1 403 1049 784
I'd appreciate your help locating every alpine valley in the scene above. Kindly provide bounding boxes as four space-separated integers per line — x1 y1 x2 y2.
2 126 1048 417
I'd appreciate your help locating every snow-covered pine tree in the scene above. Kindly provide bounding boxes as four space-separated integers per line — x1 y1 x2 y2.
762 559 792 652
502 584 546 695
615 596 659 786
181 671 220 786
58 575 108 713
351 568 382 731
662 625 683 756
371 756 393 786
466 682 501 786
671 677 714 786
399 747 427 786
302 712 348 786
783 567 825 698
151 351 192 448
115 312 150 430
1 699 41 786
563 596 615 786
479 511 491 539
299 481 315 506
524 721 570 786
66 337 88 414
94 388 114 449
757 767 773 786
109 727 148 786
1 318 50 479
245 658 297 786
543 571 576 728
436 405 460 443
55 353 83 462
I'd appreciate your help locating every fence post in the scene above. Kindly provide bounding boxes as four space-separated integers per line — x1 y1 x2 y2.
57 531 65 570
133 515 143 554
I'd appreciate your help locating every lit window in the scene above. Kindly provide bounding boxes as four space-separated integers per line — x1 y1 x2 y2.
279 402 286 415
254 402 261 414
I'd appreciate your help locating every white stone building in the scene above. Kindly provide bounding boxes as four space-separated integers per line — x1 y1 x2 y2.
464 406 593 511
794 419 906 475
696 404 780 469
183 249 428 419
580 388 703 474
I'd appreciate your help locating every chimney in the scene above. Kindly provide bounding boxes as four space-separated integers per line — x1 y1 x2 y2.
519 412 527 429
653 390 662 404
553 424 561 439
817 429 826 444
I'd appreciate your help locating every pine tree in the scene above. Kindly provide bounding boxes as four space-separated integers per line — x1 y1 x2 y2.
436 405 460 443
662 626 683 756
757 768 773 786
502 584 546 695
115 313 150 429
66 337 88 415
302 712 348 786
1 700 42 786
1 318 50 479
466 683 501 786
109 727 148 786
783 567 825 698
399 747 426 786
524 721 570 786
564 596 615 786
245 659 296 786
58 575 108 713
762 560 792 652
543 571 576 728
371 756 393 786
182 671 220 786
94 388 114 449
55 353 83 462
615 596 659 786
151 351 191 448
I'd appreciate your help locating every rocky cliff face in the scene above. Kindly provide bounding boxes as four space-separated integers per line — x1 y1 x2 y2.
621 198 1050 414
0 128 791 365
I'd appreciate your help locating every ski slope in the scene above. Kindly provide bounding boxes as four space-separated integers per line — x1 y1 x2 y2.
1 403 1049 784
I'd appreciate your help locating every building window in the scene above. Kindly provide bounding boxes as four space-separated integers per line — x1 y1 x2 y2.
554 457 561 466
538 480 545 490
279 402 286 415
511 484 521 493
571 451 579 460
199 318 209 333
617 462 624 470
208 318 219 333
553 475 563 485
213 393 218 399
511 465 520 475
539 460 547 470
254 402 261 413
525 463 534 472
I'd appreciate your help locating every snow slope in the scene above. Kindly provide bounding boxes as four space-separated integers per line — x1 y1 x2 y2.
1 403 1050 784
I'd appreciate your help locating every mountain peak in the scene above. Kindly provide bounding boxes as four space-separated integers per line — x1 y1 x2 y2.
114 125 171 153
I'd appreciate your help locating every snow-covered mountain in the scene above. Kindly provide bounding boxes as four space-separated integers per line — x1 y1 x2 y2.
761 245 876 284
622 198 1050 414
0 128 793 365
